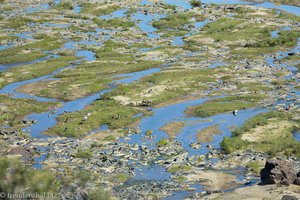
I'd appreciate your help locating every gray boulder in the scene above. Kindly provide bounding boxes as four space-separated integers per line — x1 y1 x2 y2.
260 159 298 186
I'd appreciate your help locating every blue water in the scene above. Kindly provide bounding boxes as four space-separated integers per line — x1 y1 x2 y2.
25 3 50 14
54 0 61 5
178 108 267 155
100 9 127 20
129 164 171 182
0 54 58 72
32 146 49 169
12 32 33 40
115 68 161 84
163 0 300 16
132 13 167 39
120 96 267 155
293 131 300 142
141 0 153 6
0 62 67 102
76 50 96 61
208 61 227 69
19 68 162 138
172 18 210 46
0 45 12 51
172 36 185 46
271 27 292 38
40 22 69 28
195 19 211 29
73 5 82 13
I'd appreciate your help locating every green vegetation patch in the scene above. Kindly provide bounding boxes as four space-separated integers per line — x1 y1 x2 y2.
167 164 192 173
271 0 300 7
87 189 112 200
0 157 59 194
3 17 33 29
75 148 93 159
157 138 169 147
190 0 202 7
246 161 264 175
277 12 300 22
110 173 130 183
19 58 161 101
246 30 300 48
54 1 74 10
0 36 64 64
231 111 290 136
47 99 141 137
0 95 59 126
106 68 216 106
153 12 193 29
187 95 266 118
81 2 120 16
198 18 274 44
0 56 76 89
95 40 134 62
0 35 18 42
221 111 300 158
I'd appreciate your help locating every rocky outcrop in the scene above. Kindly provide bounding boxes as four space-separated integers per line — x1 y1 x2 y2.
7 146 34 164
260 159 299 186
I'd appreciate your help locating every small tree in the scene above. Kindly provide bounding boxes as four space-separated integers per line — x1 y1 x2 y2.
190 0 202 7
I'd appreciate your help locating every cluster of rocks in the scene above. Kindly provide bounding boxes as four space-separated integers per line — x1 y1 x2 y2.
260 158 300 186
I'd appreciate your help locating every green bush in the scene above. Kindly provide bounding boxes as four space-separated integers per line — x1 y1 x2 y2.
157 138 169 147
153 12 194 29
190 0 202 7
75 149 93 159
167 164 192 173
55 1 73 10
88 189 111 200
260 136 300 158
77 171 92 186
4 17 32 29
246 30 300 48
0 157 59 194
220 137 249 154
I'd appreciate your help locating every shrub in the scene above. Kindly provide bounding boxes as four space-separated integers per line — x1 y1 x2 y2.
75 148 93 159
168 164 192 173
190 0 202 7
77 171 92 186
88 189 111 200
157 138 169 147
220 137 249 154
0 157 58 194
55 1 73 10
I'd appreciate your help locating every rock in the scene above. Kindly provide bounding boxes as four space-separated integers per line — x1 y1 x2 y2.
293 177 300 186
22 120 35 124
188 155 207 167
7 146 34 163
189 142 201 149
260 159 298 185
281 195 298 200
288 52 296 56
74 189 87 200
